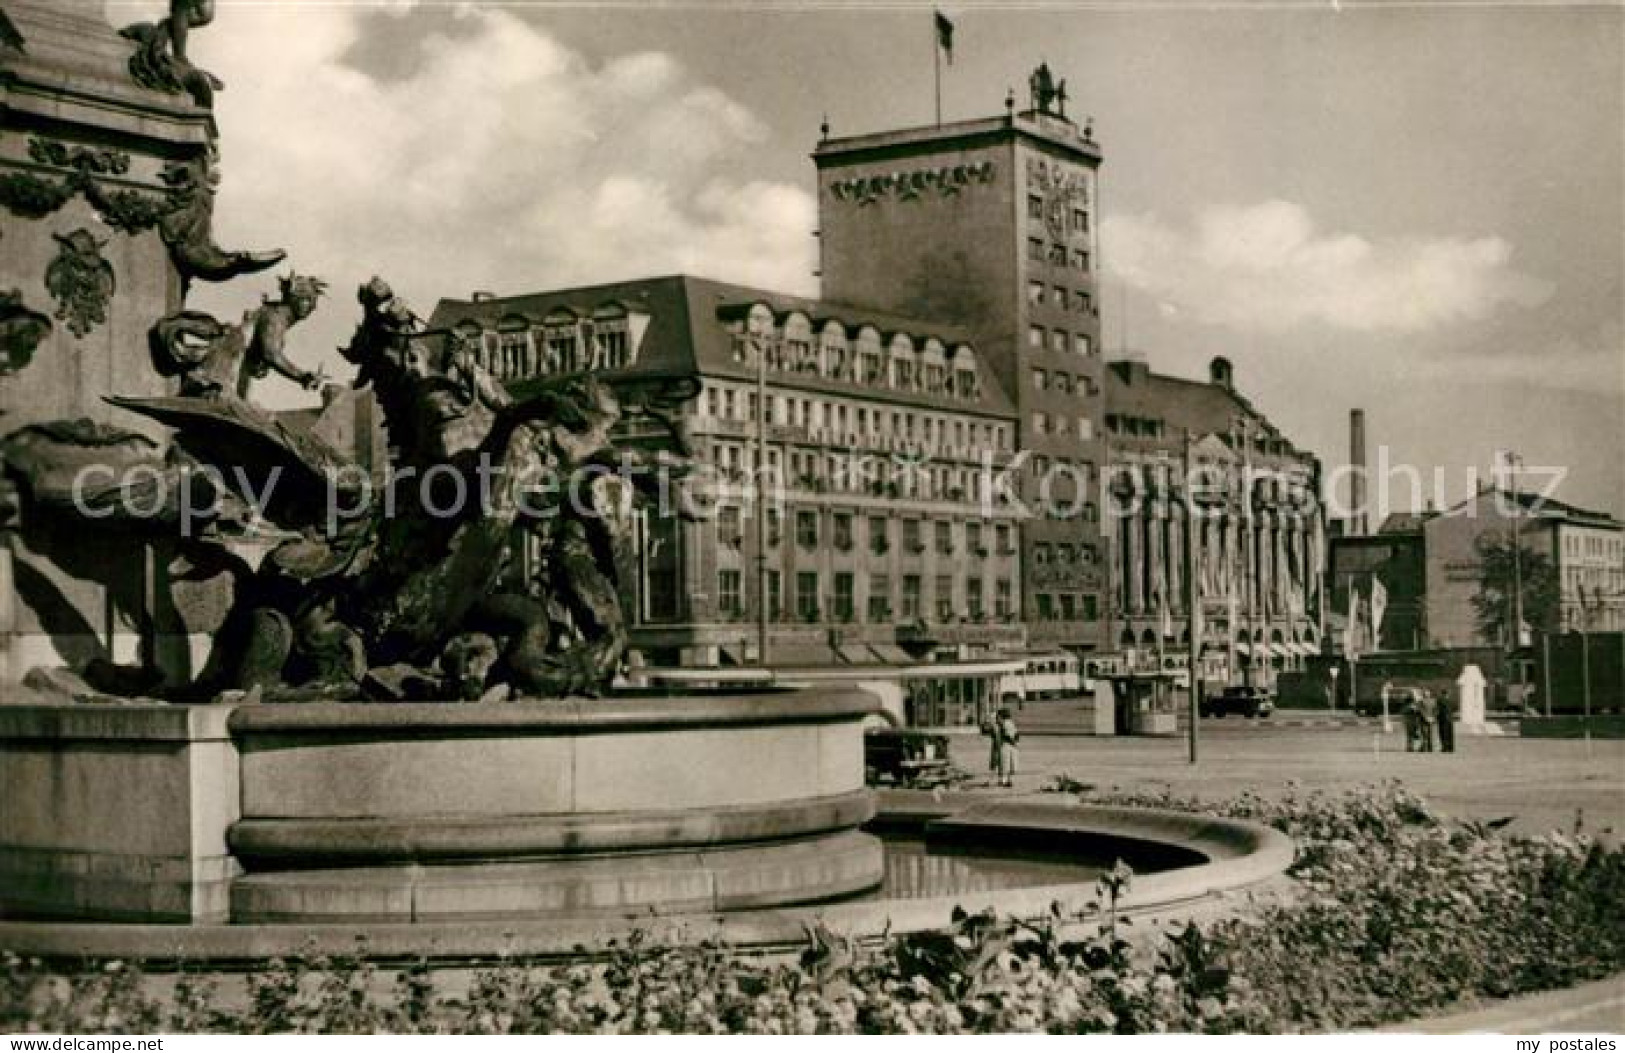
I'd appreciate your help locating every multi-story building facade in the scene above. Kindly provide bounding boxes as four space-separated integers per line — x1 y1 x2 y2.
812 67 1108 653
1103 356 1325 683
427 275 1026 670
1424 488 1624 646
1325 513 1430 652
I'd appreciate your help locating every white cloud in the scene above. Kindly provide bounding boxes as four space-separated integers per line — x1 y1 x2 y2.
1103 200 1551 334
138 3 815 403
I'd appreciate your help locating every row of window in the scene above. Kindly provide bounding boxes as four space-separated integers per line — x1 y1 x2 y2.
1030 411 1096 442
1562 533 1623 560
715 507 1017 558
1031 541 1101 567
708 443 1010 505
1026 281 1096 315
1031 368 1100 398
1031 592 1101 622
1025 195 1092 234
1026 326 1094 358
700 381 1013 455
1027 238 1093 272
730 304 984 402
454 317 635 381
715 569 1015 623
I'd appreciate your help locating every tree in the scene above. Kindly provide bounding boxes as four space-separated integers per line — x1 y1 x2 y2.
1471 532 1560 647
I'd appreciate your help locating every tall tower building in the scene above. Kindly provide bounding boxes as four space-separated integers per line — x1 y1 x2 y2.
814 64 1108 652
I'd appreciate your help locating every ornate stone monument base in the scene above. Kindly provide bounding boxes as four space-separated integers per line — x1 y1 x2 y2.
0 687 884 924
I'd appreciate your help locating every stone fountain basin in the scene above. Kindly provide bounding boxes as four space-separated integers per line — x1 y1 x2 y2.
0 687 883 925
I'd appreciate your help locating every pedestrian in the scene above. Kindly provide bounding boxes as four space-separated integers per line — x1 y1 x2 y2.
996 707 1020 787
981 712 1003 781
1403 693 1422 752
1416 689 1438 752
1437 689 1455 753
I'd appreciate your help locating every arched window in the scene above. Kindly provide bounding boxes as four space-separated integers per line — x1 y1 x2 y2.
949 345 980 400
920 338 948 396
495 314 531 380
542 308 580 373
592 302 631 370
734 303 776 368
887 334 916 391
782 312 815 375
819 320 850 381
855 326 884 385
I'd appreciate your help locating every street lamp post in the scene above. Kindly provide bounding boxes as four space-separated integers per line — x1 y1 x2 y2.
754 332 771 668
1183 429 1201 765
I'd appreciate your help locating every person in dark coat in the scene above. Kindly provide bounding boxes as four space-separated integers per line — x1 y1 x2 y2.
1436 689 1455 753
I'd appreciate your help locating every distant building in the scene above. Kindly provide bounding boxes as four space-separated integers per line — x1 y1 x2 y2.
428 275 1027 672
1326 512 1430 652
1103 356 1324 684
1425 488 1624 647
813 71 1109 653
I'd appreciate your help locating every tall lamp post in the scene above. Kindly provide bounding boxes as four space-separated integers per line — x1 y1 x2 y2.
1505 452 1527 704
1182 429 1202 765
754 330 771 667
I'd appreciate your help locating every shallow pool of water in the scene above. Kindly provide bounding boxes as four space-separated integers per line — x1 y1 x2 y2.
863 837 1106 901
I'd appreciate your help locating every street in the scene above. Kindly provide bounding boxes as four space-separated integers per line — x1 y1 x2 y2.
935 704 1625 839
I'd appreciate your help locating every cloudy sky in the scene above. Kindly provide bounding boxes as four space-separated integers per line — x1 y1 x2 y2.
106 0 1623 516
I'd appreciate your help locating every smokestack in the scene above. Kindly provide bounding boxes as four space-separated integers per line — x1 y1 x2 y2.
1350 409 1368 535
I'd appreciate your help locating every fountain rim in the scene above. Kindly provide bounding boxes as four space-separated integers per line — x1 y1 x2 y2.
0 801 1294 966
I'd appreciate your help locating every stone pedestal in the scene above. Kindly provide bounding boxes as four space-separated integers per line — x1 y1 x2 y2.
0 703 240 922
0 1 227 691
0 687 883 924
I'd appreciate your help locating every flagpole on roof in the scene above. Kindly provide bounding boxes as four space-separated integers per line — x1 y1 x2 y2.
933 10 954 127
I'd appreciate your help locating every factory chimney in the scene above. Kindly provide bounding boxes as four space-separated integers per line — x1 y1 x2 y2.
1350 408 1368 535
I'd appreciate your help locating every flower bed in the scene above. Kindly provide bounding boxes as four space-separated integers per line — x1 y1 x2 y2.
3 783 1621 1033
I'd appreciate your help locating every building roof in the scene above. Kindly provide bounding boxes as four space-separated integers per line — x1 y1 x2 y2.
1102 358 1316 469
1441 488 1623 531
429 274 1017 419
1379 511 1438 535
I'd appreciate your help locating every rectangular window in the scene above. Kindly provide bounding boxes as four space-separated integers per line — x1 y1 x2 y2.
719 506 742 545
1050 329 1068 354
1059 593 1077 621
718 569 742 617
1031 367 1048 391
902 575 922 619
796 572 820 620
996 524 1013 554
1028 237 1045 261
1077 291 1092 315
1077 416 1094 441
1036 593 1055 620
869 515 889 554
1053 286 1068 309
903 519 924 554
966 521 984 555
1034 542 1052 565
1032 412 1048 436
1083 593 1099 621
1054 372 1072 396
796 510 818 548
834 572 855 621
1028 194 1044 219
1074 332 1092 356
996 579 1013 617
935 520 954 555
1027 280 1045 306
1028 326 1045 349
936 575 954 620
1073 207 1089 233
1073 248 1090 271
868 574 891 622
833 512 853 551
967 578 984 619
1050 243 1067 265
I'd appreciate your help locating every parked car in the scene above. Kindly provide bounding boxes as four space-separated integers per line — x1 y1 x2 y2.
1200 685 1275 719
863 728 960 788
